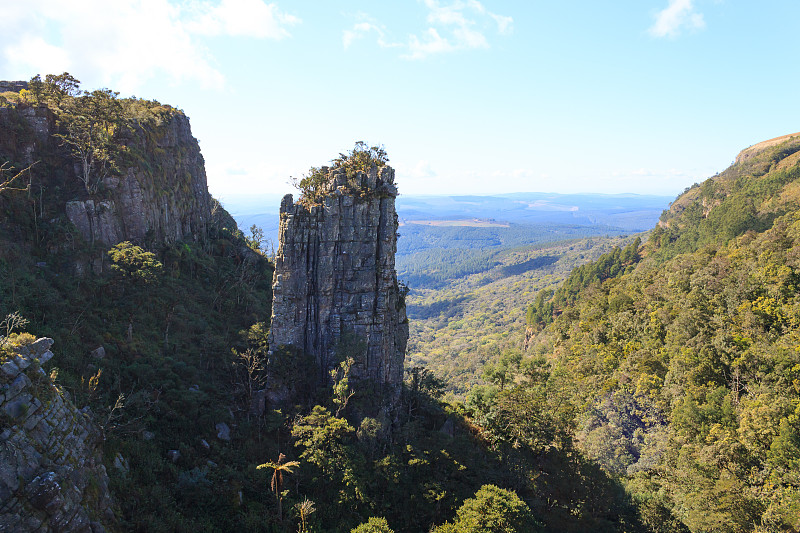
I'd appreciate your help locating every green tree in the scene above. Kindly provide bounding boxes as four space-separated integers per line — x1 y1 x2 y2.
291 405 365 506
430 485 541 533
43 72 82 105
27 74 45 105
108 242 163 284
484 384 574 453
331 356 356 417
108 242 164 342
245 224 273 256
256 453 300 523
482 349 522 391
292 406 355 474
351 517 394 533
54 87 124 194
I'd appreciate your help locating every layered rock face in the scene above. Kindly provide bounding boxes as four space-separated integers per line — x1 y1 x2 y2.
0 95 211 247
65 113 212 246
269 165 408 398
67 113 211 246
0 339 113 532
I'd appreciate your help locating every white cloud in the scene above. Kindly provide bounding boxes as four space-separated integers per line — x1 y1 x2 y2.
187 0 299 39
342 16 402 50
490 13 513 35
394 160 443 193
0 0 299 93
649 0 705 38
452 25 488 49
406 28 457 59
343 0 511 60
408 160 437 179
4 36 73 76
343 22 373 49
425 0 470 26
404 0 509 59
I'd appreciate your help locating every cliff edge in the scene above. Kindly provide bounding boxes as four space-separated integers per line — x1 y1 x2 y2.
0 80 212 251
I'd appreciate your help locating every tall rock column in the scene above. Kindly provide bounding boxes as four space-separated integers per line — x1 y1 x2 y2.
268 164 408 401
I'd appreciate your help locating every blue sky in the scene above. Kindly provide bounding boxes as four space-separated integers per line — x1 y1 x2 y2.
3 0 799 200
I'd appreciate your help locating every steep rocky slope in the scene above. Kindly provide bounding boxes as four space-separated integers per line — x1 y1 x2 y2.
0 82 211 253
1 79 275 531
63 111 211 247
1 337 113 532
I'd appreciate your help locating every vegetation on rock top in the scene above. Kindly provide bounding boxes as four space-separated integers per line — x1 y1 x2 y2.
293 141 390 205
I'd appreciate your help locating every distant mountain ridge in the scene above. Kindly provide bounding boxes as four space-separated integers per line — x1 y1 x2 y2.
396 192 672 231
224 191 674 248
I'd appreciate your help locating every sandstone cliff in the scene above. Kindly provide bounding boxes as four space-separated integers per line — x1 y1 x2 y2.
268 164 408 400
0 338 113 532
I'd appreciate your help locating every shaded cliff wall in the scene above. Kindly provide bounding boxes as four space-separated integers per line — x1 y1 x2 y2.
64 113 212 246
0 100 211 248
0 339 113 532
269 165 408 397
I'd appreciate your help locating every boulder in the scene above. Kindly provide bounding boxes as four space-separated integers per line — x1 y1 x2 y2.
215 422 231 441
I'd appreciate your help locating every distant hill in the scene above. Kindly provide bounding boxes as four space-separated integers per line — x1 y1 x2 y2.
223 191 673 255
397 192 673 231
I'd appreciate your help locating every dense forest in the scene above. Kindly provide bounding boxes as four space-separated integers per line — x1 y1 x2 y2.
3 76 800 532
396 222 626 289
516 133 800 532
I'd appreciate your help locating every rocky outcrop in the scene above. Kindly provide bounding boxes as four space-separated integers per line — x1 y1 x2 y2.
0 94 212 248
0 339 113 532
268 164 408 401
0 80 28 93
65 112 211 246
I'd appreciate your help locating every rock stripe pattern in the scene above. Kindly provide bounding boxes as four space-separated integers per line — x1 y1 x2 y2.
268 164 408 401
0 339 113 532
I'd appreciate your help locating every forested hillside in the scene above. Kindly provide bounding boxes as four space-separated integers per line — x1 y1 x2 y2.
406 235 638 395
396 223 626 289
510 132 800 532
